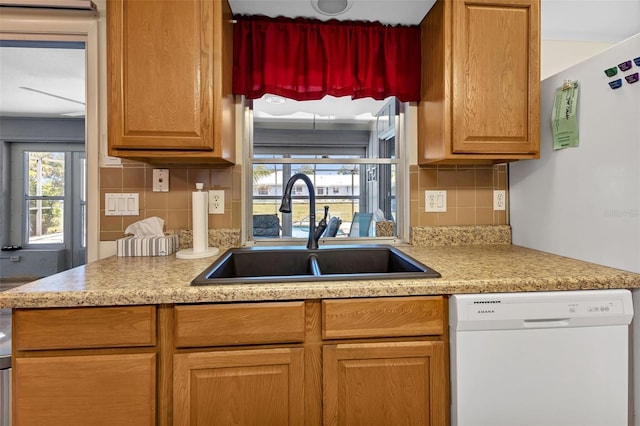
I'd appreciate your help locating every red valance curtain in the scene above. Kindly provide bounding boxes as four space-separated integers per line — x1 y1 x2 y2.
233 15 421 102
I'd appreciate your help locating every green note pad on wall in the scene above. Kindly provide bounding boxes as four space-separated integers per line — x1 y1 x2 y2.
552 80 580 150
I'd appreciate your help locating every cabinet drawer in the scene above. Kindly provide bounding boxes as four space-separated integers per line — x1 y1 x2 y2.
174 301 305 348
14 305 156 351
322 296 445 339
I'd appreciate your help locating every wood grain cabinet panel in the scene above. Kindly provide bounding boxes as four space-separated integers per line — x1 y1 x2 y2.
11 297 448 425
174 301 305 347
418 0 540 164
323 341 447 426
107 0 235 163
173 348 304 426
14 305 156 350
14 353 156 426
322 296 445 339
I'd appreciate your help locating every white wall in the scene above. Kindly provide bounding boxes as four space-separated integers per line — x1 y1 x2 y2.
541 39 613 80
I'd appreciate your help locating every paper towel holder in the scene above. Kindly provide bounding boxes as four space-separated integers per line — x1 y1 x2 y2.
175 245 219 259
176 183 220 259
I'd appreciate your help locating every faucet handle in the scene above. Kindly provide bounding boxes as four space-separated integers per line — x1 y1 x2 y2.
314 206 329 243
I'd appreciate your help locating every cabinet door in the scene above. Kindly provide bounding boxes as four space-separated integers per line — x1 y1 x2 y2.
174 347 304 426
107 0 235 161
324 341 447 426
14 353 156 426
451 0 539 155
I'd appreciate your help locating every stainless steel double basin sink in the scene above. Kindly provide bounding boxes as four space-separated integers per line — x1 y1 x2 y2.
191 245 441 285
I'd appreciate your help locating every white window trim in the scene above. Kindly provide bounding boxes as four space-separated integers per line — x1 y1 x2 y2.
1 7 100 262
242 104 409 247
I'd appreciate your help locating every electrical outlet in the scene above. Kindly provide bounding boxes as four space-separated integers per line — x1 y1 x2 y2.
494 190 506 211
425 190 447 212
152 169 169 192
208 190 225 214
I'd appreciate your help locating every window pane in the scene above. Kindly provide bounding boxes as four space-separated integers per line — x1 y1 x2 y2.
28 199 64 244
252 163 392 239
251 95 401 242
27 152 65 196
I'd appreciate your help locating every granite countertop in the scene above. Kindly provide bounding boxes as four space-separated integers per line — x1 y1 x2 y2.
2 244 640 309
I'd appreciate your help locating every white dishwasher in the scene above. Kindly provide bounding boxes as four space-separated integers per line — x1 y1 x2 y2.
449 289 634 426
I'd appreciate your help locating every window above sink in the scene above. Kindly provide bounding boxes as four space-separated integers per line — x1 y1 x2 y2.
244 96 409 246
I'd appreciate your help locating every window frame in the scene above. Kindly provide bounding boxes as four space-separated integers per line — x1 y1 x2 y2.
24 150 67 246
242 101 409 247
9 142 86 268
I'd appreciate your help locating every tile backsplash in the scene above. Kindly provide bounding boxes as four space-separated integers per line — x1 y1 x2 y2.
99 161 241 241
99 162 507 241
409 164 508 227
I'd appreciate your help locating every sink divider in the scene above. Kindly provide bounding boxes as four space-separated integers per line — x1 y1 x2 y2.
308 254 322 276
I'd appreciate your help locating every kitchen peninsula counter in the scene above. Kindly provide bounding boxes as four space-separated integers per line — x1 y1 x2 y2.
2 244 640 309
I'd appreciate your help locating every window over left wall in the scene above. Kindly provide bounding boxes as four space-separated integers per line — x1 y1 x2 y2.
9 141 86 269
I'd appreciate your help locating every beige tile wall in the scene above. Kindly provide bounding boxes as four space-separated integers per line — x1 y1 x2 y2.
99 162 507 241
410 164 508 226
99 161 242 241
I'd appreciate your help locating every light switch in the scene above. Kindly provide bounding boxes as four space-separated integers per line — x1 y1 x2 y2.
105 193 139 216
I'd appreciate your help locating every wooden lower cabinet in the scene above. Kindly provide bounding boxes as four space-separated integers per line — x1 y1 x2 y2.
14 353 156 426
12 306 158 426
11 298 448 425
173 347 304 426
323 341 447 426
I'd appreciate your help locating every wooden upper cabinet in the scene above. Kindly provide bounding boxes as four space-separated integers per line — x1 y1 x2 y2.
418 0 540 164
107 0 235 163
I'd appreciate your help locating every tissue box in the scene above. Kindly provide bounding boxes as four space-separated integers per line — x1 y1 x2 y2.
116 235 179 257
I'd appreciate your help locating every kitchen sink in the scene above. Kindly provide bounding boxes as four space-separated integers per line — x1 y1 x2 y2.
190 245 441 285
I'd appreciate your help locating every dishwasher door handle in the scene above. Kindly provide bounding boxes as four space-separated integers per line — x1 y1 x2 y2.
523 318 571 328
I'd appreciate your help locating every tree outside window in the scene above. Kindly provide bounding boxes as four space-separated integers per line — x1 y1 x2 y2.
27 152 65 242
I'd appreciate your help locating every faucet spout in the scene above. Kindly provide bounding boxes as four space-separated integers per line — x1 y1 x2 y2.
279 173 327 250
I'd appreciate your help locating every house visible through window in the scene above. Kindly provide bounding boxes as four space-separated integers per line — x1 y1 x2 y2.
247 96 403 242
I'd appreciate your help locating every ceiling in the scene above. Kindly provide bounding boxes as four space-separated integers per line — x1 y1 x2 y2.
1 0 639 120
0 43 85 118
230 0 436 25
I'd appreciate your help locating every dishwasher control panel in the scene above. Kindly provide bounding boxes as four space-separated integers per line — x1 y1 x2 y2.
466 298 626 319
450 290 634 331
